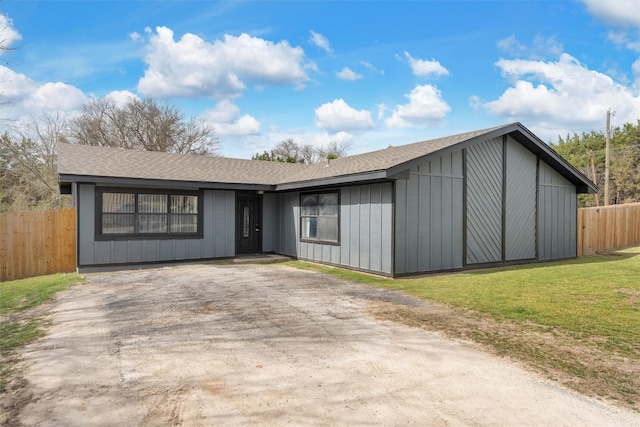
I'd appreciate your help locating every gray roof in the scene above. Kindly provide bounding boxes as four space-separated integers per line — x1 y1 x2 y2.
58 122 597 193
57 143 308 189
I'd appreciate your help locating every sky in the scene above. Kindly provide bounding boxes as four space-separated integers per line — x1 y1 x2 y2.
1 0 639 159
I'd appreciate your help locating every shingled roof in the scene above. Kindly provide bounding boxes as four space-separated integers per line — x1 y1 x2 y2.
57 143 308 189
57 122 597 193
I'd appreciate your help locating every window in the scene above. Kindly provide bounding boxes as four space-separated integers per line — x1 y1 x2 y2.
97 188 202 239
300 191 339 243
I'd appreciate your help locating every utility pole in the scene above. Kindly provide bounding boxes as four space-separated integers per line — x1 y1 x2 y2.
604 109 611 206
589 150 600 206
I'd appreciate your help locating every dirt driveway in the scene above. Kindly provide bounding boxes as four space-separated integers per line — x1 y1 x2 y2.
14 263 639 426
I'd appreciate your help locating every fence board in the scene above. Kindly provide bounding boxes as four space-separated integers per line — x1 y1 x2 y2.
577 202 640 256
0 208 76 281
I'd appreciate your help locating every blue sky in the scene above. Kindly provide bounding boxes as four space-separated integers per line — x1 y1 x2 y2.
1 1 639 158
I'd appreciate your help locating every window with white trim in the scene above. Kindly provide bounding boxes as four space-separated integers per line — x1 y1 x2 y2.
97 188 202 239
300 191 339 243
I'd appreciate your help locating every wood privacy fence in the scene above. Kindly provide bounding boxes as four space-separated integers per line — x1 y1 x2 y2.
577 202 640 256
0 208 76 282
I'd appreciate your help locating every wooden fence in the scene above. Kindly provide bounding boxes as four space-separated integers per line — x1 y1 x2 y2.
577 202 640 256
0 208 76 282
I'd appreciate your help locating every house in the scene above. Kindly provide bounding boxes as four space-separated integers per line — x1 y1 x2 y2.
57 122 597 277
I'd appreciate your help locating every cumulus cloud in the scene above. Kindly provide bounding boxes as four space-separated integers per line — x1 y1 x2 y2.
0 14 21 53
104 90 139 106
200 100 261 136
309 30 332 53
314 99 375 133
336 67 362 81
580 0 640 26
23 82 86 112
137 26 311 99
385 84 451 128
481 53 640 137
0 66 86 120
404 52 449 77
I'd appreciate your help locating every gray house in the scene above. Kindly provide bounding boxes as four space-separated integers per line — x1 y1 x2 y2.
57 122 597 277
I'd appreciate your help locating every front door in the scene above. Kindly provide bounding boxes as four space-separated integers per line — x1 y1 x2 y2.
236 194 261 255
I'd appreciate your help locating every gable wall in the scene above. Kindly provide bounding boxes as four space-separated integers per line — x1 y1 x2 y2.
273 182 394 275
395 135 577 275
76 184 235 267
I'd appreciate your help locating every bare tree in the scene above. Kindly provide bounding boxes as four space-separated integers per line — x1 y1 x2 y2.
0 111 70 211
69 97 220 156
317 140 348 160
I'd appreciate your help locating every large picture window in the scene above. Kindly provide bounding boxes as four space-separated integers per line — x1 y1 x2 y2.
300 191 339 243
97 188 202 239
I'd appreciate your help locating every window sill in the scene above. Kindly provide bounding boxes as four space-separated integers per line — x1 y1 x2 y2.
95 233 203 241
299 238 341 246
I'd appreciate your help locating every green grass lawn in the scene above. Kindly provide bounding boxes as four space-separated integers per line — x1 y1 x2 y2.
0 273 84 392
287 246 640 409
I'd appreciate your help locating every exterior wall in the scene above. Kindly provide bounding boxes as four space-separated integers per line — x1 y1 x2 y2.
262 192 278 252
505 137 537 261
538 162 577 260
395 135 577 276
274 183 394 275
465 137 503 264
77 184 235 266
395 152 465 275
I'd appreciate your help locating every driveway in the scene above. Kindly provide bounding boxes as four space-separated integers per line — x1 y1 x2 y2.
16 263 639 426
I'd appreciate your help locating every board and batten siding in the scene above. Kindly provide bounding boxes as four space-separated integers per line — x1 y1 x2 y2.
505 136 537 261
274 183 394 275
76 184 235 266
538 162 577 260
395 152 465 275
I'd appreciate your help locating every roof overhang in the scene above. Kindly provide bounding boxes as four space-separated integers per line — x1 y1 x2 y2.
58 174 276 192
384 123 597 194
275 170 390 191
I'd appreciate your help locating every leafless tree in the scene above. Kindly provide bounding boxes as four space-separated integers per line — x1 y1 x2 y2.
69 97 220 156
0 111 70 211
317 140 348 160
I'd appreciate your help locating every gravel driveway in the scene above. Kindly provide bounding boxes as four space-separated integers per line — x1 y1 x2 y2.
16 263 639 426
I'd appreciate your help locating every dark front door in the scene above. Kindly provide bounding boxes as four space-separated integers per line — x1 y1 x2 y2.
236 194 261 255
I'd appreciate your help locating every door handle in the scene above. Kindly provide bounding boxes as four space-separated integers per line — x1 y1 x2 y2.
255 223 260 232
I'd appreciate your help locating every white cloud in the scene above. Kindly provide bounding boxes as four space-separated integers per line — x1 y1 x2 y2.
633 58 640 86
607 31 640 52
129 32 142 42
468 95 482 110
309 30 332 53
336 67 362 81
104 90 139 107
314 99 374 133
497 34 563 60
386 84 451 128
481 53 640 137
404 52 449 77
23 82 86 112
0 66 86 120
138 26 310 99
0 14 22 53
200 100 261 136
0 65 36 98
580 0 640 26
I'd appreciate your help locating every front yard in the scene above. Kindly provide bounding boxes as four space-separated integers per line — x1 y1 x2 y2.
290 246 640 411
